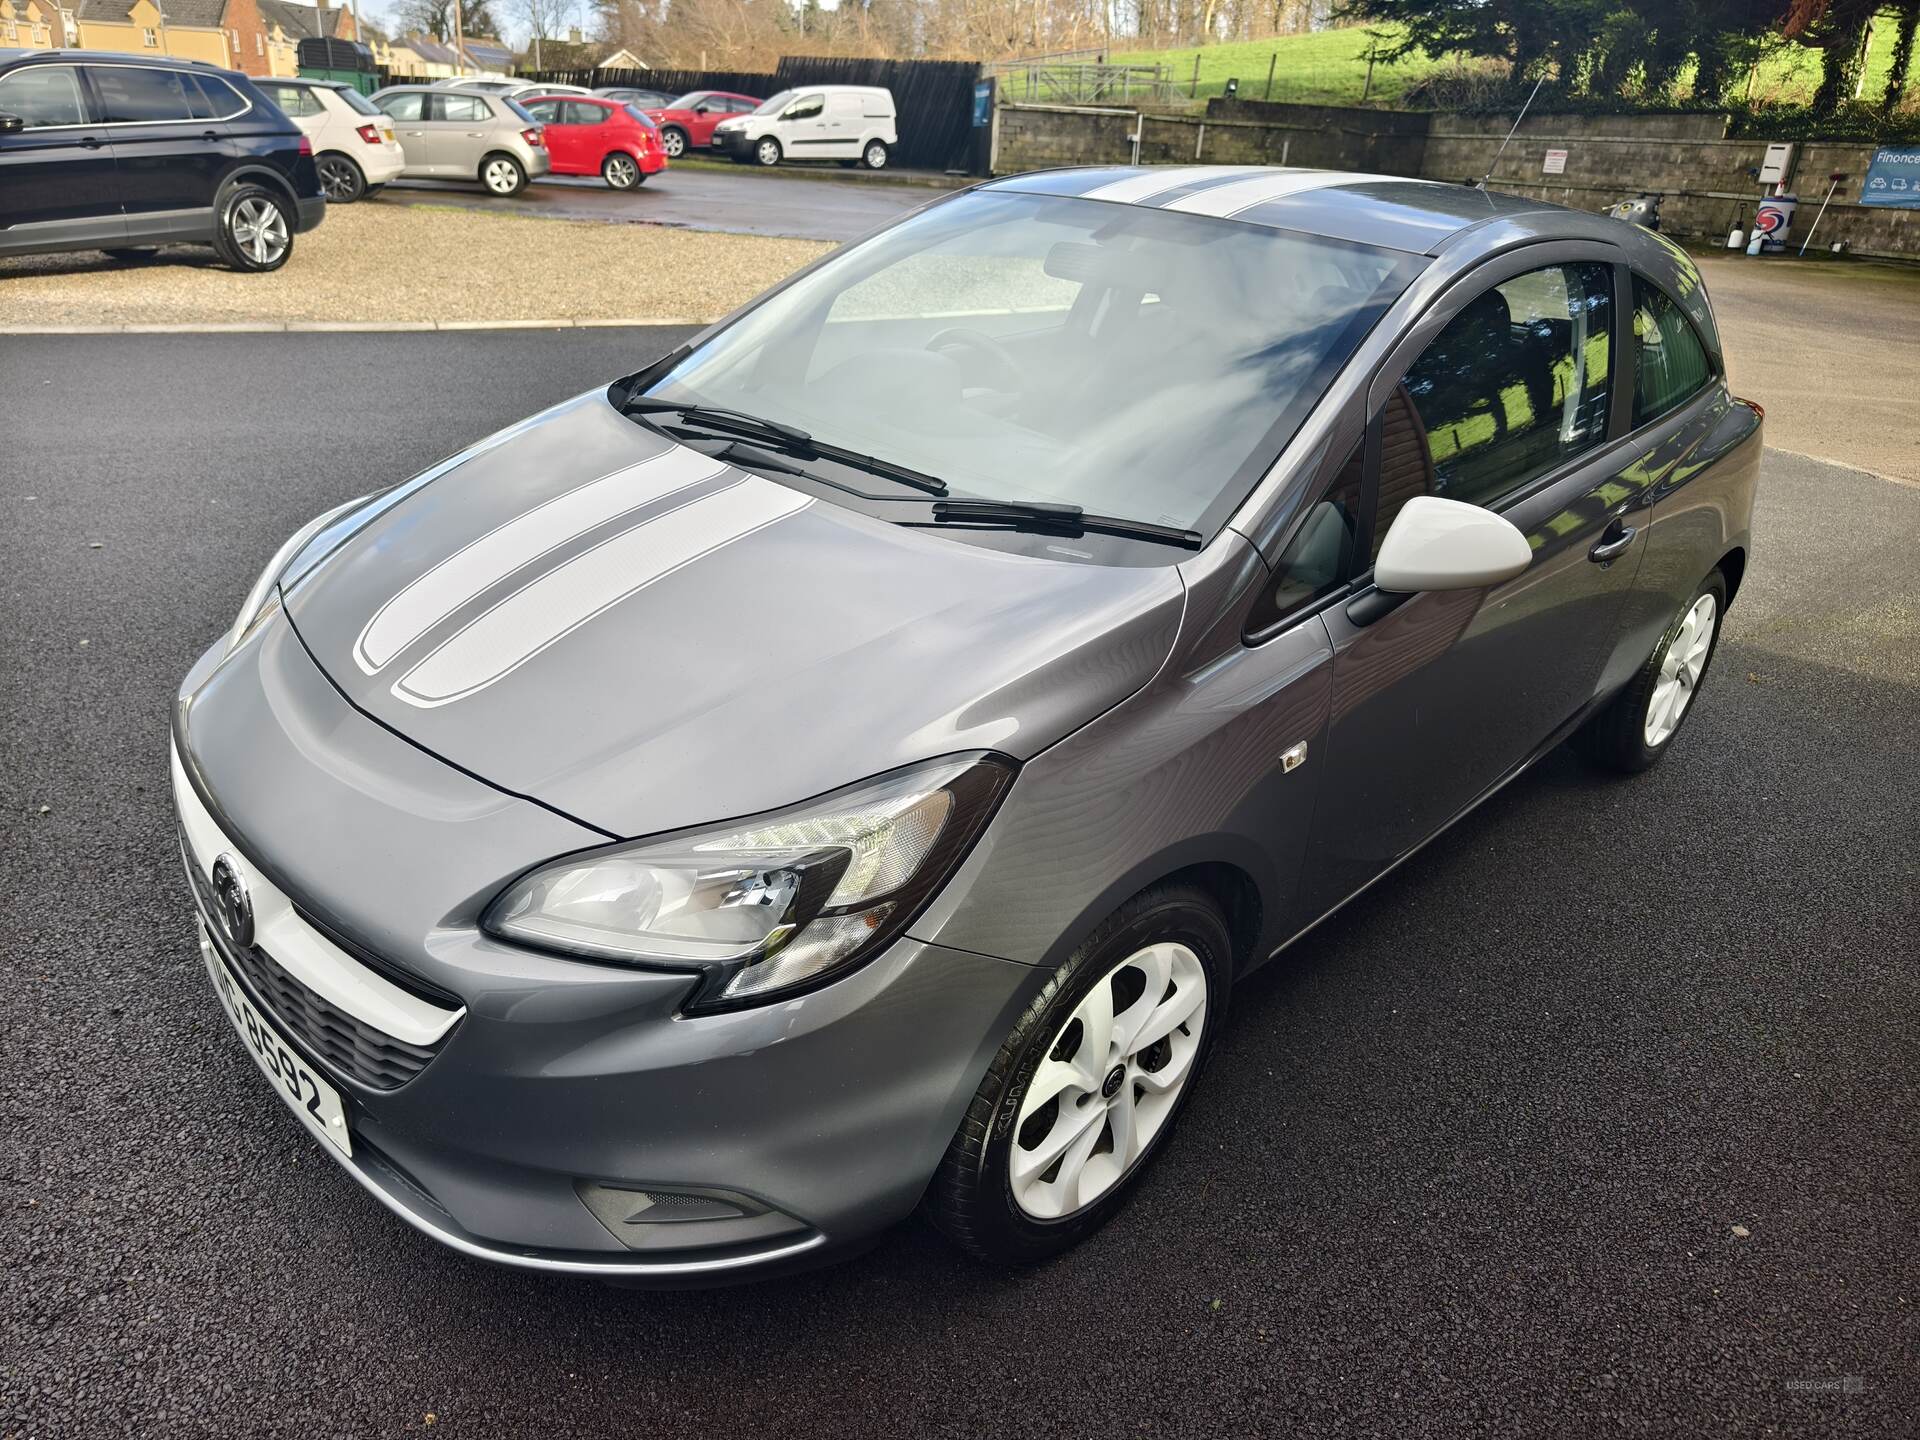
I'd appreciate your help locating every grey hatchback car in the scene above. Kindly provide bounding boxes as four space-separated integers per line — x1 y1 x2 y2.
172 165 1759 1282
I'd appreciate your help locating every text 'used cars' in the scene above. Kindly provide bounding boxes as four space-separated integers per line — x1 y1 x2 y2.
173 165 1759 1282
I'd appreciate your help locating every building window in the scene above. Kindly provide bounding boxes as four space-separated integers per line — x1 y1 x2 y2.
3 22 17 40
142 25 158 44
255 32 262 53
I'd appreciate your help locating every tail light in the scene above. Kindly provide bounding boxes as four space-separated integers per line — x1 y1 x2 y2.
522 126 544 148
297 135 312 157
356 124 381 145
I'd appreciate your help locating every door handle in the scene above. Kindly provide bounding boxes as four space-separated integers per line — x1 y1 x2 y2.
201 129 219 141
79 135 103 149
1589 522 1637 564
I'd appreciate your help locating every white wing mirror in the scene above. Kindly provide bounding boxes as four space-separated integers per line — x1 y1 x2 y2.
1373 496 1532 594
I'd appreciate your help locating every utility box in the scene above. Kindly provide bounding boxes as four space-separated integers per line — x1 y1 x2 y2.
1759 142 1796 187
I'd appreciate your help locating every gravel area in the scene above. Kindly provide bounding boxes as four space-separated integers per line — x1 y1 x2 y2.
0 202 829 328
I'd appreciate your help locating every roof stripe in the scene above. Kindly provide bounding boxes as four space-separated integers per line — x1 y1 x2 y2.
1161 170 1401 218
1078 165 1270 206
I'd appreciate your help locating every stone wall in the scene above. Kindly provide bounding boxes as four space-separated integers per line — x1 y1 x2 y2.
992 100 1919 261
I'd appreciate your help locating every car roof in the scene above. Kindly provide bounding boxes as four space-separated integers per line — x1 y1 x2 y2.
2 47 231 71
989 165 1572 256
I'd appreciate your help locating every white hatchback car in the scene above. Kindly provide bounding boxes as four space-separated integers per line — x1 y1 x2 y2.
255 79 404 203
713 85 898 169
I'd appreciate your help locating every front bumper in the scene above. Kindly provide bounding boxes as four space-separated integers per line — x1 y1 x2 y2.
173 616 1043 1281
712 128 753 159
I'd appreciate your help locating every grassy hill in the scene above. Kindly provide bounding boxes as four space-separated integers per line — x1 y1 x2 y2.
1110 19 1911 110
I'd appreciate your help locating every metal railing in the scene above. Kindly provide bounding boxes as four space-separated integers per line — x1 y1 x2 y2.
988 61 1178 106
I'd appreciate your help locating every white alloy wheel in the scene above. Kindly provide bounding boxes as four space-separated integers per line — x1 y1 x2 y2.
661 127 686 158
483 156 523 195
1010 942 1208 1221
1645 592 1718 747
230 196 289 266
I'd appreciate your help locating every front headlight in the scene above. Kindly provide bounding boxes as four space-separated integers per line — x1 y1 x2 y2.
484 753 1015 1009
226 495 370 654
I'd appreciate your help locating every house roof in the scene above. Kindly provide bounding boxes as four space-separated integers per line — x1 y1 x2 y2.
457 34 510 67
255 0 350 40
72 0 224 24
396 30 454 64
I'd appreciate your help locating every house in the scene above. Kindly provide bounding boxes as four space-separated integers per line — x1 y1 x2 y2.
380 31 456 77
596 46 647 71
70 0 233 66
0 0 74 48
454 33 511 74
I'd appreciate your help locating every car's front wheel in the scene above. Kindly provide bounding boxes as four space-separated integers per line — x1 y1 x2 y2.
479 152 527 197
211 185 293 272
754 136 782 167
602 152 642 190
659 126 687 159
315 152 365 203
926 883 1230 1265
1575 568 1729 773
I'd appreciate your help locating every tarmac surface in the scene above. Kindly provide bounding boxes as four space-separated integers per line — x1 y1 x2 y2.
1 328 1915 1438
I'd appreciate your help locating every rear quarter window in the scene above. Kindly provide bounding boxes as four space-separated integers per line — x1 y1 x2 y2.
1631 276 1715 427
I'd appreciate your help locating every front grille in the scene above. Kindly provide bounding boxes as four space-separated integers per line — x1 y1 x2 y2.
186 843 452 1090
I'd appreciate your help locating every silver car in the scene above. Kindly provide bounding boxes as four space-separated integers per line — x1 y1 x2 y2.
173 166 1759 1283
370 84 550 196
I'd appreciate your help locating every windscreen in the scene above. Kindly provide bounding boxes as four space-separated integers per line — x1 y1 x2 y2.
749 89 794 116
667 91 707 109
503 97 538 124
647 189 1418 536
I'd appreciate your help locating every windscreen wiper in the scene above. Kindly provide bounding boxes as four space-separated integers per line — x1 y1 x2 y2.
622 397 813 450
930 499 1203 551
625 397 947 497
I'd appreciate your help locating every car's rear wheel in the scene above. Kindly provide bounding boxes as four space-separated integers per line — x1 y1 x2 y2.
862 140 890 170
211 185 293 272
101 247 161 262
315 152 365 203
363 182 387 198
1575 568 1729 773
754 136 782 167
480 152 527 197
602 152 642 190
926 883 1231 1265
659 126 688 159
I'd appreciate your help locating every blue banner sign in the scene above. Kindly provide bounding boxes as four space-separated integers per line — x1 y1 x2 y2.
973 80 993 128
1860 146 1920 207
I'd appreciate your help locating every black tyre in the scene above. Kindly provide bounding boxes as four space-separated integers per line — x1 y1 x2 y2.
101 247 161 262
363 182 387 198
479 151 527 197
211 184 293 272
861 139 890 170
315 152 365 203
602 151 642 190
1574 567 1729 774
753 135 782 167
659 126 688 159
926 882 1232 1265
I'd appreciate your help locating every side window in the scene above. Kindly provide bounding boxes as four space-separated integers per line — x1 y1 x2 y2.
521 98 560 123
727 96 757 113
1251 440 1366 632
564 100 604 125
257 82 314 117
378 91 425 121
782 94 824 121
89 65 198 123
0 65 87 126
438 93 490 123
1631 277 1712 426
1400 262 1614 511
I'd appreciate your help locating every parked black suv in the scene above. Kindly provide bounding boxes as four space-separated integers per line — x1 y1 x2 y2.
0 49 324 272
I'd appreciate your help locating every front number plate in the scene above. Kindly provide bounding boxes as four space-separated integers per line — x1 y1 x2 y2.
201 926 353 1158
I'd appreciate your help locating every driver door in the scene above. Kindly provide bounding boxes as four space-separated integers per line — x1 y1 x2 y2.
1293 249 1654 918
777 92 829 157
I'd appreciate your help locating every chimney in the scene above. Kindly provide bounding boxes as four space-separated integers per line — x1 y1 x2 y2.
568 25 581 42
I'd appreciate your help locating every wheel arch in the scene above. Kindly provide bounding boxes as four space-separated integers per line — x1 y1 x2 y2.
1718 544 1747 606
216 164 299 210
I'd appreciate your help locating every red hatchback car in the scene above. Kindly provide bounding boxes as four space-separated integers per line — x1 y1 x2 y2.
521 95 667 189
645 91 763 159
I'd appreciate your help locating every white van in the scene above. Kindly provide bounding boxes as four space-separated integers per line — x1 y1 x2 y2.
712 85 899 170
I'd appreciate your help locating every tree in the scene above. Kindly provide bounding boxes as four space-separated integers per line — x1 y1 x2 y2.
518 0 580 65
389 0 504 41
1885 0 1920 113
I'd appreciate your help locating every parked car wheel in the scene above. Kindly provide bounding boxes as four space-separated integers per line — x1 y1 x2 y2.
862 140 890 170
601 152 642 190
101 247 161 262
1575 568 1729 774
211 185 294 273
479 152 527 197
754 136 782 167
926 883 1230 1265
363 183 387 198
659 126 688 159
315 152 365 203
